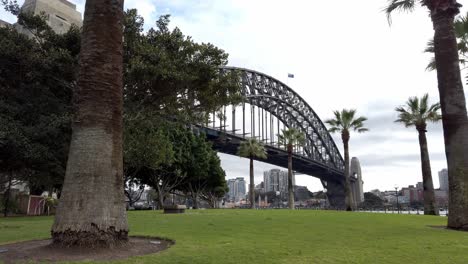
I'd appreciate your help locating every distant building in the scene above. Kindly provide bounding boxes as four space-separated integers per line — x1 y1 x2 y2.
16 0 82 36
435 189 449 207
227 177 246 202
263 169 294 194
401 185 423 204
438 169 449 192
0 19 11 28
349 157 364 206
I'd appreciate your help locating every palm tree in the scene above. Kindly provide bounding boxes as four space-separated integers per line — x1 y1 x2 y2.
237 138 267 209
425 12 468 84
385 0 468 231
278 128 305 209
395 94 441 215
325 109 368 211
51 0 128 247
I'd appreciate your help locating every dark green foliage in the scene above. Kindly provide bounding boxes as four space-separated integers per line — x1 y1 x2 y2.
0 16 78 193
124 115 227 208
361 192 385 209
123 11 242 121
0 7 239 196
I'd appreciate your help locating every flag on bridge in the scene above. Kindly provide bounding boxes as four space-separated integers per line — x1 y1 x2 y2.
288 73 295 78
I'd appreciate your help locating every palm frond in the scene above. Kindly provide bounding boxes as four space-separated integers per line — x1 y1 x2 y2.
395 94 441 128
357 128 369 133
237 138 267 159
425 57 436 71
326 109 368 135
278 128 306 148
424 39 435 53
384 0 416 25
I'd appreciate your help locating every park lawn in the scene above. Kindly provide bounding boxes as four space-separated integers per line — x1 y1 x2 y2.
1 210 468 263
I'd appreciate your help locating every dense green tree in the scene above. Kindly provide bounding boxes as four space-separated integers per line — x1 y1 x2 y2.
182 133 213 209
200 153 228 208
122 12 241 121
123 115 176 209
325 109 368 211
362 192 385 209
0 15 78 196
385 0 468 231
395 94 441 215
51 0 129 247
237 138 267 209
278 128 305 209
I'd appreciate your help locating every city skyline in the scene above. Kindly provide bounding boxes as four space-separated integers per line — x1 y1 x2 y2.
2 0 466 192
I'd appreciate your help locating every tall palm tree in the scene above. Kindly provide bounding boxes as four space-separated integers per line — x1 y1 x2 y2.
278 128 305 209
51 0 128 247
425 12 468 84
395 94 441 215
237 138 267 209
385 0 468 231
325 109 368 211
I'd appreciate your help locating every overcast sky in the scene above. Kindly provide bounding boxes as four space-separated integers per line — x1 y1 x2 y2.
2 0 467 192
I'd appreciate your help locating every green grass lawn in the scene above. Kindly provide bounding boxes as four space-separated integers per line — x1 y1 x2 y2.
1 210 468 263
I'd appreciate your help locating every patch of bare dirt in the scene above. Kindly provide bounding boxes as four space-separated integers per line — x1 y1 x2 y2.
0 236 173 263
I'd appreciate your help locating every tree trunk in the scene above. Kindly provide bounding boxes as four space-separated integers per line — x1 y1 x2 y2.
249 156 255 209
3 172 13 217
287 144 294 209
193 192 199 209
417 126 439 215
51 0 128 247
156 185 164 209
342 130 353 211
430 3 468 230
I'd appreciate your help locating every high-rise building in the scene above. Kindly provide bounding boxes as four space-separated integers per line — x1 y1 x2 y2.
349 157 364 206
16 0 82 35
438 169 449 191
227 177 246 202
263 169 294 193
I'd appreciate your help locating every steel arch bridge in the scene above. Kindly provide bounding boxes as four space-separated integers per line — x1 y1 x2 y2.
197 67 348 208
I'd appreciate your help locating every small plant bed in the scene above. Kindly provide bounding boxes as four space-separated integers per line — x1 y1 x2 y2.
0 236 173 263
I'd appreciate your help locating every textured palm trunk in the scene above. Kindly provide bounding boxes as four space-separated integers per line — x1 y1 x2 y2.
342 131 353 211
250 156 255 209
430 2 468 230
51 0 129 247
287 144 295 209
417 126 439 215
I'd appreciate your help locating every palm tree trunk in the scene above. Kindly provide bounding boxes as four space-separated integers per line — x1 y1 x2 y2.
288 144 294 209
342 131 353 211
431 4 468 230
250 156 255 209
51 0 128 247
417 128 438 215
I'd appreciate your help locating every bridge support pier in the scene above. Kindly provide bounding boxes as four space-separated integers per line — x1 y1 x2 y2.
322 179 345 210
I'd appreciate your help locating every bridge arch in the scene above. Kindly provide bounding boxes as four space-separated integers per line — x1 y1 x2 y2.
199 67 347 208
220 67 345 173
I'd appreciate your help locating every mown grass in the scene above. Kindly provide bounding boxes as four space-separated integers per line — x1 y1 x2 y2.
1 210 468 263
